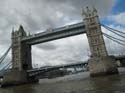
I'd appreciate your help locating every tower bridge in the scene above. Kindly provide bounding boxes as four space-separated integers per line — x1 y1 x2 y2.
1 7 123 86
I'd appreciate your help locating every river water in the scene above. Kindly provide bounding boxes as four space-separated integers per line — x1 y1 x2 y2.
0 68 125 93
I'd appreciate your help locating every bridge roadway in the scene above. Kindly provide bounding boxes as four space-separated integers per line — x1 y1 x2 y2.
27 62 88 77
115 55 125 60
27 55 125 77
0 62 88 79
22 22 85 45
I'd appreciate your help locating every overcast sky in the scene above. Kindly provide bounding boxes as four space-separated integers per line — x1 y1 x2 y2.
0 0 125 68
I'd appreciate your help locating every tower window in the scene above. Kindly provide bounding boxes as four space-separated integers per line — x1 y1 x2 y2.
90 19 92 22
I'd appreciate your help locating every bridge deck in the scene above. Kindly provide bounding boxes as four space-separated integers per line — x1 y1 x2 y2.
22 22 85 45
27 62 88 76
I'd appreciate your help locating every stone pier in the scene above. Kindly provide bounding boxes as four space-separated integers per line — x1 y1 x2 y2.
89 56 118 77
1 70 27 86
1 70 38 87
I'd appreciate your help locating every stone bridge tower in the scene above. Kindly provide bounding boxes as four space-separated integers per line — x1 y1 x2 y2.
82 7 118 76
11 26 32 71
2 26 36 86
83 7 107 57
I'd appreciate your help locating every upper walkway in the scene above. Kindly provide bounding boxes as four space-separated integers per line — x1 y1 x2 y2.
22 22 85 45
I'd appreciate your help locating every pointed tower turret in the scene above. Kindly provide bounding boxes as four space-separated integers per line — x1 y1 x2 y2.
92 6 97 15
18 25 27 37
82 8 87 17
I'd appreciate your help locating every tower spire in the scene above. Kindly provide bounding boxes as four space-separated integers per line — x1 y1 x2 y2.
12 27 14 33
82 8 87 17
18 25 27 37
18 25 24 32
86 6 91 15
92 6 97 15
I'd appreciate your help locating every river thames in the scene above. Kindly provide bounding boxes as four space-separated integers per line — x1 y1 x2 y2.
0 68 125 93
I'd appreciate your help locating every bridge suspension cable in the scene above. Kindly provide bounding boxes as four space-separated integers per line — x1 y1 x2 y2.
2 62 12 70
103 33 125 43
103 33 125 46
0 45 11 63
0 62 12 71
101 24 125 38
101 24 125 34
0 46 12 71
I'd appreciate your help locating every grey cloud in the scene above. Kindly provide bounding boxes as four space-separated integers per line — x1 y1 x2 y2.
0 0 115 32
33 43 58 51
